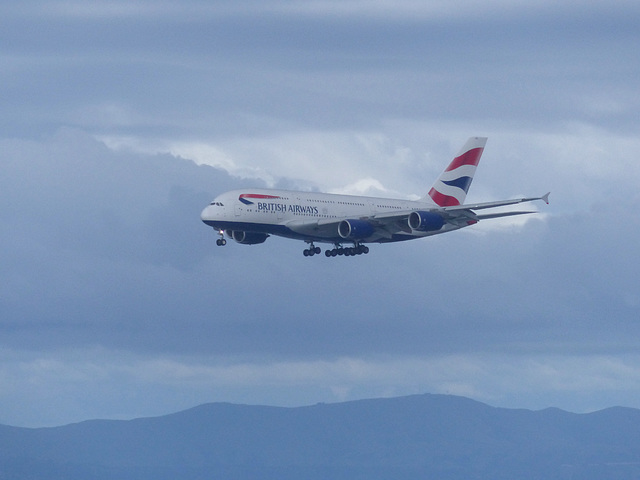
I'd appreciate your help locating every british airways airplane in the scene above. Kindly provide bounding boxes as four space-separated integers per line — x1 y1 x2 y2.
201 137 549 257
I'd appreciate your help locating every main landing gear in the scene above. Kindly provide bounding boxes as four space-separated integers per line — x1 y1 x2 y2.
324 243 369 257
303 242 370 258
303 242 322 257
215 230 227 246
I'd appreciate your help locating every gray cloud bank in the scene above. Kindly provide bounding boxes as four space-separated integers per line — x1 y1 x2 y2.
1 128 639 426
2 2 638 139
3 130 638 358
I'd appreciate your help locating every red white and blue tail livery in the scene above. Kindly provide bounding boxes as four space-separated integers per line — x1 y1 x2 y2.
201 137 550 257
426 136 485 206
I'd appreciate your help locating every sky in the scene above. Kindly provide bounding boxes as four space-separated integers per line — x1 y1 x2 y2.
1 0 640 427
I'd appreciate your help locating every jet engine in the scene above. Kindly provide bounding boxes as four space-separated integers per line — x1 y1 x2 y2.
338 219 375 240
230 230 269 245
408 211 445 232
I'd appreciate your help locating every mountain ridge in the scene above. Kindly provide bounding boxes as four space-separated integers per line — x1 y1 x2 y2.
1 393 640 479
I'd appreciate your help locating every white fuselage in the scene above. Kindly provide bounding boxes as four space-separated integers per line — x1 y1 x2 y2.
200 188 462 245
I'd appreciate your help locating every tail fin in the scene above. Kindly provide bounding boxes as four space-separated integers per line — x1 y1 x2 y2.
424 137 487 206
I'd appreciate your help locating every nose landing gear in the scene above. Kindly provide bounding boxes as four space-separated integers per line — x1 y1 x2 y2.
215 230 227 246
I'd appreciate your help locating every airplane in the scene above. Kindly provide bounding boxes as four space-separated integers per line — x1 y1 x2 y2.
201 137 549 257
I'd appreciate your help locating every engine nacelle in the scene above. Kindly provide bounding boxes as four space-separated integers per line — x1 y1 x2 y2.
338 219 375 240
230 230 269 245
408 211 445 232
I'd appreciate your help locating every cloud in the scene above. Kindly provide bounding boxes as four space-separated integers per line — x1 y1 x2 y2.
7 0 637 22
2 129 638 359
1 125 639 428
99 121 640 216
4 0 639 142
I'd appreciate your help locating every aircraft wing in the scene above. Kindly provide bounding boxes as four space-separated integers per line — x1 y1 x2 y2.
286 192 550 241
286 215 405 241
368 211 416 233
286 218 345 238
371 208 473 230
287 210 415 241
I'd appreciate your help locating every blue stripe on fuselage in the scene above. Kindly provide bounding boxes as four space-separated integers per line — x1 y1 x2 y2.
202 219 421 244
203 220 328 242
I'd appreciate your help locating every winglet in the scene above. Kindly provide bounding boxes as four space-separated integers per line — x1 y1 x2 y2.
541 192 550 205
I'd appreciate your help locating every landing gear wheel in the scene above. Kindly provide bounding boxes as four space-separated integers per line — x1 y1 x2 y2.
323 243 369 258
216 230 227 246
303 243 321 258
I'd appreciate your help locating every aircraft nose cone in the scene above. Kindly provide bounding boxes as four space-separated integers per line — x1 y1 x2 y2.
200 205 213 222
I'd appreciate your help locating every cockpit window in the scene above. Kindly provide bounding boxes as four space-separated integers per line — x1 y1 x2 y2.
209 202 224 206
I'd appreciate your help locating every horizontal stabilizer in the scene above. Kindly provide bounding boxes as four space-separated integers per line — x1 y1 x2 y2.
443 192 550 213
476 211 537 220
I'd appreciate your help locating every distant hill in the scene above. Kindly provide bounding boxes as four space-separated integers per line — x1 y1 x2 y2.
1 394 640 479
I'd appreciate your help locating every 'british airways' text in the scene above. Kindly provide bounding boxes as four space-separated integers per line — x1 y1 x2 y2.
257 202 319 215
